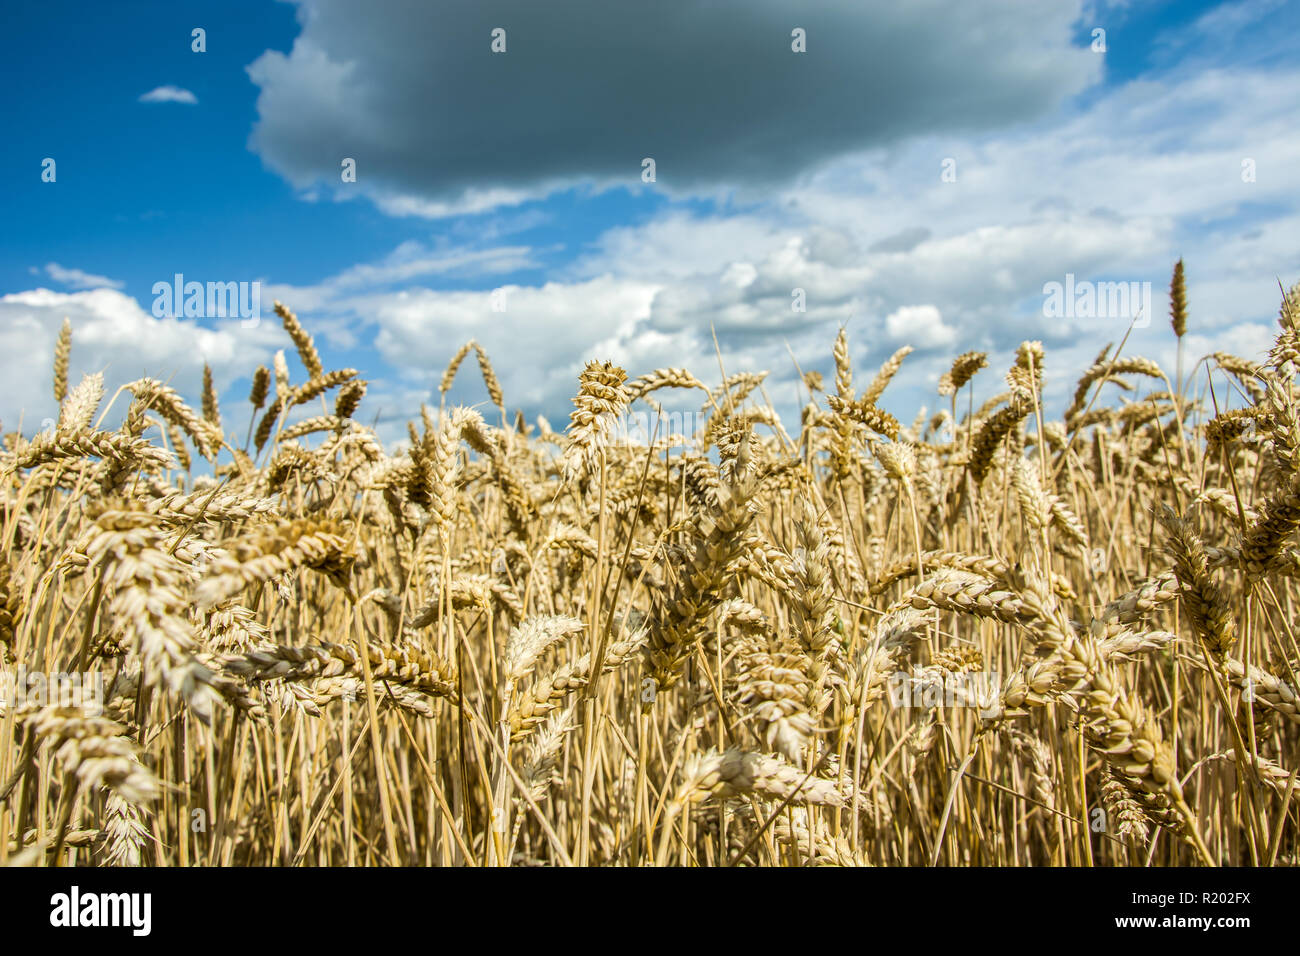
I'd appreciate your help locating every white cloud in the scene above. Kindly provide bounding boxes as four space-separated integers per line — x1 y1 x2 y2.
885 305 956 349
372 188 541 220
138 86 198 104
0 289 280 436
262 242 541 315
43 263 124 291
571 213 795 281
369 277 663 411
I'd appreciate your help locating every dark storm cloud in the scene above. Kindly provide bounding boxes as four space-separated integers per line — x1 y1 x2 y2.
247 0 1099 212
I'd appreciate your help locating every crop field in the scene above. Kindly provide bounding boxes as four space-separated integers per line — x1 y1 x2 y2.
1 268 1298 867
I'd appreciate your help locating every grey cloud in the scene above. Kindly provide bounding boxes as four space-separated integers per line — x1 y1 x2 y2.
247 0 1099 213
869 227 931 254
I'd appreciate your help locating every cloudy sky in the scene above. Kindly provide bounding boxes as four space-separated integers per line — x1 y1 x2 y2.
3 0 1298 443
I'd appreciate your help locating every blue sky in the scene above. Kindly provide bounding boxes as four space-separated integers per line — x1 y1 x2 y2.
3 0 1297 442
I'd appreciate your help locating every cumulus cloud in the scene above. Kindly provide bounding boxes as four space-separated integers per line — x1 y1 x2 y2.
247 0 1099 215
0 289 280 435
885 305 956 349
43 263 124 291
442 50 1295 424
9 3 1294 449
570 213 795 282
231 27 1300 433
369 277 663 410
138 86 198 104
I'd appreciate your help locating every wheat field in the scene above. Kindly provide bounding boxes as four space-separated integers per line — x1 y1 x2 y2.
1 267 1297 867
